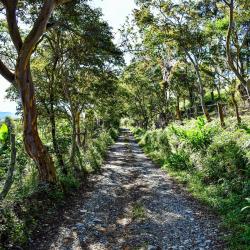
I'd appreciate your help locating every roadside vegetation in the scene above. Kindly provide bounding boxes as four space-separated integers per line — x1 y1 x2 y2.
120 1 250 248
0 0 249 249
132 115 250 249
0 1 122 248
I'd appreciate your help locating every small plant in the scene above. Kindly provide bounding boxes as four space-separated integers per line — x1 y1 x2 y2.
170 117 215 150
132 202 146 219
164 150 192 170
59 174 80 192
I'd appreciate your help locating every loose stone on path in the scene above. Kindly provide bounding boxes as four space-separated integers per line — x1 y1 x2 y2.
33 129 225 250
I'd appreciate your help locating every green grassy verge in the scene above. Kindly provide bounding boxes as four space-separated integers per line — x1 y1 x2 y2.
0 128 119 249
132 116 250 250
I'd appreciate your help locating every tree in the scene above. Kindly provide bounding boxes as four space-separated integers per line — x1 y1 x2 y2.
0 0 72 183
223 0 250 98
31 3 123 172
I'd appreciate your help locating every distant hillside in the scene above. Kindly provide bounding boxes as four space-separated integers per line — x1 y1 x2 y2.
0 112 14 120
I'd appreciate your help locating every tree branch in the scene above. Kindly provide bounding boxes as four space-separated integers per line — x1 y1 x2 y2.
0 59 15 83
222 0 230 6
225 0 247 85
18 0 72 70
3 0 23 52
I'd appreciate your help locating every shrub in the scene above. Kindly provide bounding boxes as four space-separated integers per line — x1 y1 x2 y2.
203 140 249 183
140 130 158 150
164 150 193 170
170 117 216 150
59 174 80 191
157 130 171 154
0 207 27 248
132 115 250 249
132 127 146 138
109 128 119 140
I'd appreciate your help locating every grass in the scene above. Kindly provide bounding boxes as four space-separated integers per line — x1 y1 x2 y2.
0 127 119 249
132 202 146 220
132 115 250 250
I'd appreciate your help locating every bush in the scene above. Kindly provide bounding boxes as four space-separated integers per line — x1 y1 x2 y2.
59 174 80 191
132 127 146 138
84 129 115 171
170 117 216 150
164 150 193 170
157 130 171 154
0 207 27 248
109 128 119 140
204 140 249 183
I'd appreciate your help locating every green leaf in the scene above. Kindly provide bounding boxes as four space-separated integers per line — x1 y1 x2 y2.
0 123 8 142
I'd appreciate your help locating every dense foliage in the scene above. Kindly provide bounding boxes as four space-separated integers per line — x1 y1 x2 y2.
0 0 123 247
120 0 250 128
121 2 250 246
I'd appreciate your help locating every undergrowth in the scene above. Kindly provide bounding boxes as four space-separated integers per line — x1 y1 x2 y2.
0 128 119 249
132 116 250 250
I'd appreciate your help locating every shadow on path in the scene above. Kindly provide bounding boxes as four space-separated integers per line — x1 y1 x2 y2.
31 129 225 250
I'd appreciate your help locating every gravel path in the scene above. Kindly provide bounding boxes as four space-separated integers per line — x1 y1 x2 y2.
35 129 225 250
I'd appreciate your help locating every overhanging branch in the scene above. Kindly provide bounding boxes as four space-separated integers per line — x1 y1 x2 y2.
0 59 15 84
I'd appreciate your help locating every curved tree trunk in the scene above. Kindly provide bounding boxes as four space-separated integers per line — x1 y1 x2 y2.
225 0 250 102
0 0 73 184
17 66 56 183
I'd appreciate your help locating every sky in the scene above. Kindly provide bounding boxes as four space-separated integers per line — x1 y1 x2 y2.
0 0 136 113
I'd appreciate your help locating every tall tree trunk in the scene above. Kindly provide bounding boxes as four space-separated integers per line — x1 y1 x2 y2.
217 102 225 128
76 111 81 147
17 67 56 183
211 91 215 102
216 85 221 101
184 50 211 122
188 88 195 118
82 129 88 152
49 109 67 175
225 0 250 100
70 113 77 169
0 0 74 183
231 92 241 124
195 65 211 122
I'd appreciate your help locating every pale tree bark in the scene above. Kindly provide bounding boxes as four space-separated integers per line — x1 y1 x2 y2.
184 49 212 122
224 0 250 98
0 0 72 183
